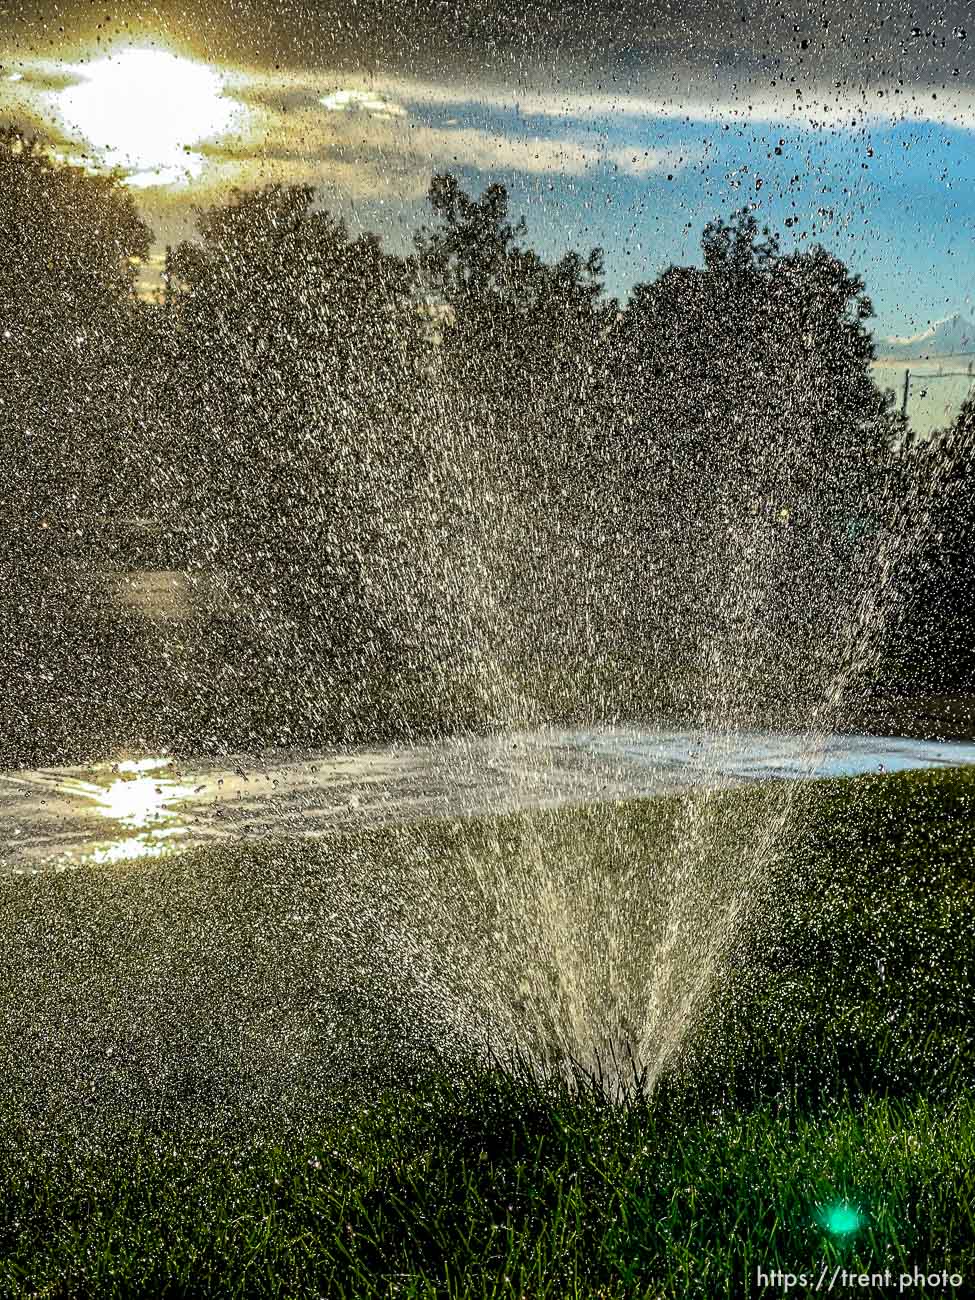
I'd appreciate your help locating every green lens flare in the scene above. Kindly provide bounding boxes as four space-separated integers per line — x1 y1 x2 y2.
815 1201 865 1236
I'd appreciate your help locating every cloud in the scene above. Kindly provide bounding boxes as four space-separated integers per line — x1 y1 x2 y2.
362 120 689 180
3 0 975 159
241 65 975 148
0 61 75 92
175 67 701 200
2 46 966 220
371 73 975 132
885 316 957 345
319 88 406 119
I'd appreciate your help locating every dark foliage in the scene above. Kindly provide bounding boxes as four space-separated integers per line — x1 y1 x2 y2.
0 150 930 762
0 130 159 766
894 401 975 694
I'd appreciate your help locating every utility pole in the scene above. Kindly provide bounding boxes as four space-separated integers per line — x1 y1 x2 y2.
901 368 910 419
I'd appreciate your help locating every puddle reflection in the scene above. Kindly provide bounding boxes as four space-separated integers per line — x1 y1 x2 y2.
86 757 196 863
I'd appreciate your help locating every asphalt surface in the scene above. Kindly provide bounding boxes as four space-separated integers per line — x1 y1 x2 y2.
3 727 975 872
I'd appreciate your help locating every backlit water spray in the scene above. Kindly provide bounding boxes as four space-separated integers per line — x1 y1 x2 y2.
0 177 963 1129
318 240 954 1096
390 437 942 1095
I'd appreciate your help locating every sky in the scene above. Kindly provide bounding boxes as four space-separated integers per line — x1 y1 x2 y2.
0 1 974 340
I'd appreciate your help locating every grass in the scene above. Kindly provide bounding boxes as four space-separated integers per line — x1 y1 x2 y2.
1 767 974 1297
2 1080 972 1298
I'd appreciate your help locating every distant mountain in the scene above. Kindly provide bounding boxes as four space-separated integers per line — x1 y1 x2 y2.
880 314 975 360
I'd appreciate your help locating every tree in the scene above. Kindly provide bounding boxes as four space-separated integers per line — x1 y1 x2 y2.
895 401 975 696
0 130 155 765
156 185 428 748
411 175 623 724
614 210 900 507
414 174 615 492
605 210 908 727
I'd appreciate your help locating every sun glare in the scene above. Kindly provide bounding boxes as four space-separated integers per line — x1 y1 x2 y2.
55 47 240 187
92 758 193 829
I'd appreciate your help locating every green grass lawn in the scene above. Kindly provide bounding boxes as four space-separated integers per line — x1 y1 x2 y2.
1 768 973 1298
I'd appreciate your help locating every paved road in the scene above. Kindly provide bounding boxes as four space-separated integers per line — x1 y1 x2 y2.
3 727 975 872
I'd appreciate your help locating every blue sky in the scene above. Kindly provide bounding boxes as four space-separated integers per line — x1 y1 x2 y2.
348 96 975 341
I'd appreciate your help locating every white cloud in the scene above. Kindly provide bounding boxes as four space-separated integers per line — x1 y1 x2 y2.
319 88 406 119
365 72 975 132
183 71 700 199
885 318 949 345
391 121 689 178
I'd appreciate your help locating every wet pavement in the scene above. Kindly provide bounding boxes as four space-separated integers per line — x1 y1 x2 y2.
3 727 975 872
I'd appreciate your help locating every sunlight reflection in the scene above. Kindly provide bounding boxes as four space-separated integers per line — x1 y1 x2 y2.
79 757 196 865
92 758 194 830
87 828 190 866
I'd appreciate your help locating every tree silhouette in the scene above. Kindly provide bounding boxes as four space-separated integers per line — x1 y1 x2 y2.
897 399 975 695
0 129 154 764
415 173 614 494
0 154 925 762
605 209 907 724
614 209 899 509
157 184 427 747
411 175 621 721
